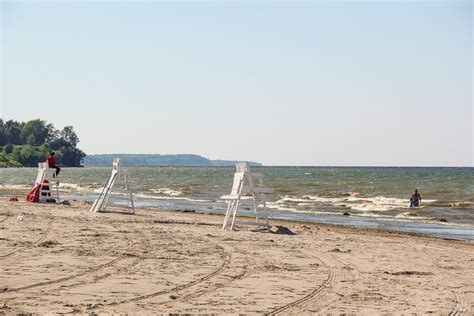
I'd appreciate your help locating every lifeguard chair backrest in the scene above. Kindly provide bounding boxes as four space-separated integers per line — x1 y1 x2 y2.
36 162 54 185
113 158 121 176
113 158 121 170
236 162 250 174
230 172 245 196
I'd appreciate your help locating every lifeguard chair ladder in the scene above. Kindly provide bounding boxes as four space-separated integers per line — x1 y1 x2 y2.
89 158 135 214
36 162 59 203
222 162 273 230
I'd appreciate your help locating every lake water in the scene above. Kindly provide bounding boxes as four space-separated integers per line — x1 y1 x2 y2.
1 166 473 242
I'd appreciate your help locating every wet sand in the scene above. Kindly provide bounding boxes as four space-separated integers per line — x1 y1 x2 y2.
0 198 473 314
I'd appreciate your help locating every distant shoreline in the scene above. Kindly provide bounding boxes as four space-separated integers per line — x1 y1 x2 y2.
83 153 262 167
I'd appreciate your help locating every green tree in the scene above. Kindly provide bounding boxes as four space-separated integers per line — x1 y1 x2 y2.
10 145 22 163
4 120 23 145
0 119 6 146
20 119 52 146
60 126 79 147
1 118 86 167
3 144 13 154
19 145 37 166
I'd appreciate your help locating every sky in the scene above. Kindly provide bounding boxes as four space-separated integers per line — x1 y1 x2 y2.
1 0 472 166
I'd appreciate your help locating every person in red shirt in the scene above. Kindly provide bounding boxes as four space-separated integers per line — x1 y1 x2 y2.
47 152 61 176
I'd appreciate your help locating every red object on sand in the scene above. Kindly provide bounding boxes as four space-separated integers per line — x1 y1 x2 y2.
26 183 41 203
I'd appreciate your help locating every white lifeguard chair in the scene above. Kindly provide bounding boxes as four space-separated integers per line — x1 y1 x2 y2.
221 162 273 230
89 158 135 214
35 162 59 203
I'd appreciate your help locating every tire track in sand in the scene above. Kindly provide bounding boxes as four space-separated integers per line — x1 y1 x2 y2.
0 223 52 260
98 242 232 308
150 254 250 309
293 255 356 314
425 245 472 316
1 222 145 294
266 255 335 315
2 256 124 293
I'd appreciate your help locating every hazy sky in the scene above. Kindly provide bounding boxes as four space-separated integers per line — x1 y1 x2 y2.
1 1 472 166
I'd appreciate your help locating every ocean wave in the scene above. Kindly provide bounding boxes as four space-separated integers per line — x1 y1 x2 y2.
58 183 104 193
395 212 432 221
134 193 209 203
0 184 31 190
344 196 409 212
265 202 341 215
274 193 437 212
427 200 473 209
276 195 345 204
266 201 474 228
149 187 183 196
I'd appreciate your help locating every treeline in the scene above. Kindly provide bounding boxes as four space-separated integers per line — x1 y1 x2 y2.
0 119 86 167
84 154 262 167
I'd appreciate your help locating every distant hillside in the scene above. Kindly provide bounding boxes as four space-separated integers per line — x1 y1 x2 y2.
84 154 262 167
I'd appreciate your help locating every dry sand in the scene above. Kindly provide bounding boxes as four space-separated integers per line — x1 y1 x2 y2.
0 198 472 314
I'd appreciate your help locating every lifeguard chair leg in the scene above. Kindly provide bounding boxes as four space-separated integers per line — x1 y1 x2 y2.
222 200 234 229
230 200 240 230
252 193 260 224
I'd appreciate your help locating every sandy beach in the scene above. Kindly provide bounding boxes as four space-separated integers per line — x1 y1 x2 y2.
0 198 472 314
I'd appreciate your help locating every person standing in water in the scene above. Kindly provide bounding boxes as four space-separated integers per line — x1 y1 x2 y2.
410 189 421 207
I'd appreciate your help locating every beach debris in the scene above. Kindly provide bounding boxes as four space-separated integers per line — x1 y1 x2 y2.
268 225 296 235
169 295 179 300
9 197 18 202
175 209 195 213
38 240 58 248
439 218 448 222
384 271 433 276
329 248 351 253
263 262 301 271
16 213 24 221
59 200 71 206
343 212 351 216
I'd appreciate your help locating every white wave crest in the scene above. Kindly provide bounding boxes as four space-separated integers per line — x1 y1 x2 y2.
275 193 437 212
266 202 341 215
135 193 209 203
150 188 183 196
57 183 104 193
0 184 31 190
